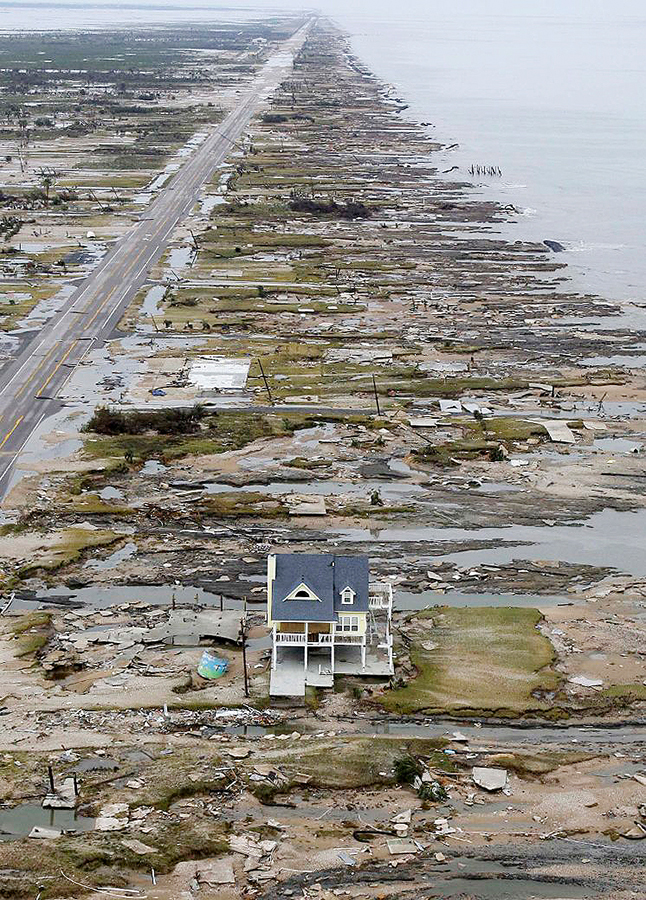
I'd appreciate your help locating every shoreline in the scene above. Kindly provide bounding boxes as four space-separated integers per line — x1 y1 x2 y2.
0 16 644 900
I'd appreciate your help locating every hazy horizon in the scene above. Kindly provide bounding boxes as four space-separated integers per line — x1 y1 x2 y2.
3 0 646 19
3 0 645 301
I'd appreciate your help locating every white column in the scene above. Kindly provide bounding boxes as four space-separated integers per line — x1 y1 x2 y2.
304 623 308 672
272 626 277 670
330 632 335 673
361 636 366 670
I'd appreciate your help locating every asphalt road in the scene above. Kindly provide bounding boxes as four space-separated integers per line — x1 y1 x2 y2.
0 22 312 497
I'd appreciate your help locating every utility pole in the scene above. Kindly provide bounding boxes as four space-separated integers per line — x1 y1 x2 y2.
257 358 272 403
372 374 381 416
240 605 249 699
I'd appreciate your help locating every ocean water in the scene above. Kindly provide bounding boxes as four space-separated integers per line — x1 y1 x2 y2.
2 0 645 305
336 0 646 304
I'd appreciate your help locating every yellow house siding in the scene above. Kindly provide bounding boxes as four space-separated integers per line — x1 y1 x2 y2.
337 612 367 636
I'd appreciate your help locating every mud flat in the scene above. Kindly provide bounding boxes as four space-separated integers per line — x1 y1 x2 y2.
0 16 645 900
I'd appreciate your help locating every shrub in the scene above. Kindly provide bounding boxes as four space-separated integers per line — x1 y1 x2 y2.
393 754 422 785
288 191 371 220
84 405 206 436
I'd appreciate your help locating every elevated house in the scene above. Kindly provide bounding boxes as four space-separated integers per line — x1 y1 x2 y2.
267 553 393 697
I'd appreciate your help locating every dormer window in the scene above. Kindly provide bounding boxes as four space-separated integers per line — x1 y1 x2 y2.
341 587 355 605
285 582 320 602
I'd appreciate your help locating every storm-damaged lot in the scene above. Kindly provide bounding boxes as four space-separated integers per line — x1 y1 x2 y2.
0 16 645 900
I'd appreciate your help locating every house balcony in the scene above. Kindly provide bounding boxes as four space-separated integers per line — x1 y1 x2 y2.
275 632 306 645
274 630 364 647
369 582 393 612
332 633 364 645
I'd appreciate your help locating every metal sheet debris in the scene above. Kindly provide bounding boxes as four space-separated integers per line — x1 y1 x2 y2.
409 417 439 428
472 767 508 792
439 399 463 413
387 838 419 855
534 419 577 444
569 675 604 688
29 826 62 839
287 496 327 516
42 777 76 810
151 609 245 644
189 356 251 392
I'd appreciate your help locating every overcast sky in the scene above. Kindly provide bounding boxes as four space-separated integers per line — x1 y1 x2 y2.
10 0 644 19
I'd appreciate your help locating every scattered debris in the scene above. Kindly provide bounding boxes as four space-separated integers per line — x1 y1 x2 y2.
472 767 509 792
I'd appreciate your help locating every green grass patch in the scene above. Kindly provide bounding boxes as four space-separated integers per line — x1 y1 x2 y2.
200 227 331 251
7 612 52 659
463 417 548 441
381 375 528 399
61 494 132 516
601 683 646 702
380 607 561 718
244 736 451 793
202 491 286 520
284 456 329 469
414 437 500 467
415 417 551 466
469 750 596 778
17 528 120 576
8 612 51 636
82 412 308 463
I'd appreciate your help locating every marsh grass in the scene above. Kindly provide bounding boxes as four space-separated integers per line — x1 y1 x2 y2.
380 607 561 717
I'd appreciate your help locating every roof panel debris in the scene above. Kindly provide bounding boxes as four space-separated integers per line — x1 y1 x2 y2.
189 356 251 392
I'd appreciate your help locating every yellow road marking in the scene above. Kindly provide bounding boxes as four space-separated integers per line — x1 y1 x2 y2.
84 248 144 329
0 416 24 450
13 341 61 401
36 341 78 396
85 286 117 329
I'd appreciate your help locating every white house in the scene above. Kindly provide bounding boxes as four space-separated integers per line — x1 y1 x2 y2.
267 553 393 697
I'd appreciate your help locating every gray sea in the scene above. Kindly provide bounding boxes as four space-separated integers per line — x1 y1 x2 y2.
2 0 645 304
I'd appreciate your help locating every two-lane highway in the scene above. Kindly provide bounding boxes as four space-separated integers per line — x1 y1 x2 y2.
0 21 312 496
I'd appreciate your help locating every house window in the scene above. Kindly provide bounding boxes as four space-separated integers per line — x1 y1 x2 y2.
341 587 355 605
295 589 312 598
338 616 359 633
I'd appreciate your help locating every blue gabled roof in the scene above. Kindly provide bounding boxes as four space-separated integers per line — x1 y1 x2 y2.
332 555 368 613
271 553 369 623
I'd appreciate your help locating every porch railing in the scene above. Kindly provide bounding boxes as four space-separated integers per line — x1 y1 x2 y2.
333 633 364 645
275 631 364 646
275 632 306 645
369 582 393 611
